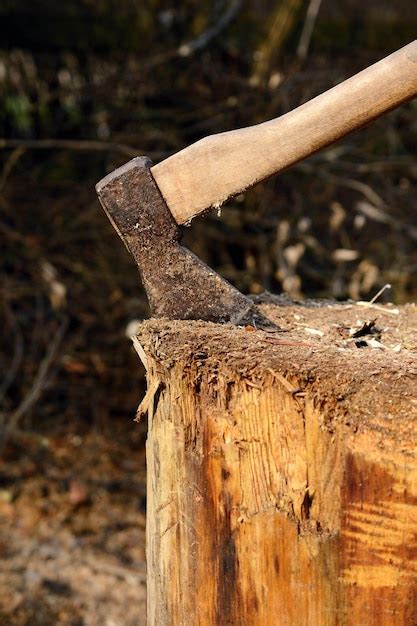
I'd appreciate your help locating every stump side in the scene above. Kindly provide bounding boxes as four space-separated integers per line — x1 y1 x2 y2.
137 302 417 626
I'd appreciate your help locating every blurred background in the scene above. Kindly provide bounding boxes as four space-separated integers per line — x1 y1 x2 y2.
0 1 416 624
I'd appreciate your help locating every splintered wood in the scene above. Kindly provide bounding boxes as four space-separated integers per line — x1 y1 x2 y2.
135 301 417 626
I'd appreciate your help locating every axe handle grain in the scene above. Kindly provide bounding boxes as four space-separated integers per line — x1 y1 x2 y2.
152 41 417 225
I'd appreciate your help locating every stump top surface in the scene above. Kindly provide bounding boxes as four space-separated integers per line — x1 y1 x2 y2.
137 300 416 449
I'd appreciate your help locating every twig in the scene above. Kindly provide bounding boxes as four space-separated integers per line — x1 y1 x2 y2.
143 0 242 70
178 0 242 57
252 0 303 84
297 163 417 241
297 0 323 61
135 378 162 423
296 162 386 207
4 317 68 438
324 174 386 208
267 368 299 393
355 284 400 315
0 146 26 191
0 303 24 408
0 138 166 160
369 283 391 305
355 200 417 240
356 302 399 316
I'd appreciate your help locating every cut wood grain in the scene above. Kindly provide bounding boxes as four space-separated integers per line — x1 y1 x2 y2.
152 41 417 225
136 302 417 626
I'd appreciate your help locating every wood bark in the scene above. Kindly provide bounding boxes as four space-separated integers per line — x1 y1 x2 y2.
135 302 417 626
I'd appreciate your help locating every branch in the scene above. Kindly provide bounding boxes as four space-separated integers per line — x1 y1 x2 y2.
144 0 242 70
0 303 24 406
297 0 323 61
178 0 242 57
0 138 140 158
4 317 68 440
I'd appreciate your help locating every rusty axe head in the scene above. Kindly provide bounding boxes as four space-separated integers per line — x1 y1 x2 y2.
96 157 256 324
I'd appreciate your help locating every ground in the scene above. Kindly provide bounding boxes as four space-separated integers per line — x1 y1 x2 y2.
0 421 147 626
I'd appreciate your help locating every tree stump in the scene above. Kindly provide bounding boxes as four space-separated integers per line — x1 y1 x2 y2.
134 300 417 626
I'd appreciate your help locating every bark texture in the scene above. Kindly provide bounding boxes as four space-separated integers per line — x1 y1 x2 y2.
135 301 417 626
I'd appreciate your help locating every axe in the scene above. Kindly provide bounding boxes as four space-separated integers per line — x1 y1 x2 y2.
96 42 417 324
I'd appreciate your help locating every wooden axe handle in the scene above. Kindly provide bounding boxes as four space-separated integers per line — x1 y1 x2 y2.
152 41 417 225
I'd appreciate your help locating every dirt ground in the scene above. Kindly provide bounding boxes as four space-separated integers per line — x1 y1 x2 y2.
0 420 147 626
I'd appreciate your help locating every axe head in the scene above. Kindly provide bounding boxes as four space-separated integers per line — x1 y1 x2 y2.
96 157 261 324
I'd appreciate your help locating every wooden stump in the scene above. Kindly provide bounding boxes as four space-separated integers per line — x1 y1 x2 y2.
135 300 417 626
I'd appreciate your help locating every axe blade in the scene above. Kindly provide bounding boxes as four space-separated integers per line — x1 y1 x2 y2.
96 157 257 324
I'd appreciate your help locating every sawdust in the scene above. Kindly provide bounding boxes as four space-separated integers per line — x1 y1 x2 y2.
137 299 417 450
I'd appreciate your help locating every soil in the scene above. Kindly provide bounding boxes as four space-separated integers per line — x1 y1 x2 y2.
0 421 147 626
